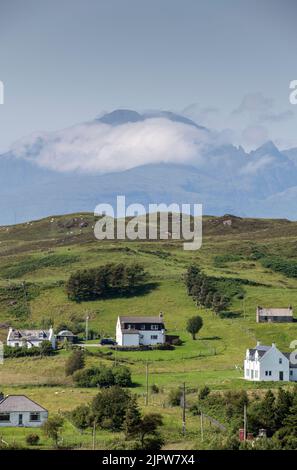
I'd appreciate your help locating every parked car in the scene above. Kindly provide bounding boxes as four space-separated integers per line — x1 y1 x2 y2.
100 338 116 346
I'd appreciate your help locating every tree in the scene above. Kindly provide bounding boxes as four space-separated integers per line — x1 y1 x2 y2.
138 413 163 448
184 265 202 295
40 340 54 356
275 388 292 429
186 316 203 340
65 349 85 376
212 292 222 314
70 404 91 431
42 415 64 447
91 386 131 431
124 395 142 438
113 365 132 387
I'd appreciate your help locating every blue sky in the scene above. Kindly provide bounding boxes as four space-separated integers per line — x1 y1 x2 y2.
0 0 296 154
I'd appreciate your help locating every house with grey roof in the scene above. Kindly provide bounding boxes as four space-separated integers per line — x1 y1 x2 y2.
244 342 297 382
7 327 56 349
256 306 293 323
116 313 165 347
56 329 78 343
0 395 48 427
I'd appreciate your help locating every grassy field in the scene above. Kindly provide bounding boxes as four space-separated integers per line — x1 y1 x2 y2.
1 213 297 449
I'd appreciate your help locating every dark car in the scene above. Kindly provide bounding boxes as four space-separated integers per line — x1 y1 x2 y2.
100 338 116 346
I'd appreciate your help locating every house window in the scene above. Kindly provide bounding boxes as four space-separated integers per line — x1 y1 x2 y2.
279 358 282 364
269 371 272 376
255 370 258 378
0 413 10 422
246 369 249 377
290 370 293 376
265 371 268 376
151 335 158 340
30 412 40 422
151 325 158 330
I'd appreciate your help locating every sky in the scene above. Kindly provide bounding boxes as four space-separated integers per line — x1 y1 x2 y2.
0 0 297 156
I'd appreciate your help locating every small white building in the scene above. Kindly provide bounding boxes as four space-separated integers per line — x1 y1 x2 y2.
7 327 56 349
116 314 166 347
244 342 297 382
256 306 293 323
0 395 48 427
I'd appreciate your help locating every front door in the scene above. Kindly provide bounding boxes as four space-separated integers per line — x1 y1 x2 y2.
18 414 23 426
279 371 284 381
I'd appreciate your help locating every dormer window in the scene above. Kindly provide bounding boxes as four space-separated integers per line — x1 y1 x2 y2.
151 324 158 330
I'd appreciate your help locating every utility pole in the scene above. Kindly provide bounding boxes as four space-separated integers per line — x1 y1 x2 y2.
243 404 247 441
145 361 149 406
243 298 246 319
182 382 186 435
85 315 89 342
200 411 204 442
92 421 96 450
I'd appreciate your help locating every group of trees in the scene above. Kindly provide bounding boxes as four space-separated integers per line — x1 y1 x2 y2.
73 364 132 388
66 263 147 301
70 387 163 449
65 350 132 388
191 387 297 450
261 256 297 279
185 265 229 315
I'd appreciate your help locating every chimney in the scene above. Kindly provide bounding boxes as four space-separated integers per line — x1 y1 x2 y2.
256 341 261 347
272 342 276 348
159 311 164 320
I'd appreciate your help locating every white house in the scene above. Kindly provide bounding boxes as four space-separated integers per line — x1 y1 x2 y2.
256 306 293 323
0 395 48 427
7 327 56 349
244 342 297 382
116 313 166 347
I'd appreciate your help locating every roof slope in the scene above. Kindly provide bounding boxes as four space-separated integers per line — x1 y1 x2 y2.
0 395 47 412
257 307 293 317
119 316 163 324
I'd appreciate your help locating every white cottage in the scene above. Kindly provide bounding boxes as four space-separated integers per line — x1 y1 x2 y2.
0 395 48 427
244 342 297 382
116 314 166 347
7 327 56 349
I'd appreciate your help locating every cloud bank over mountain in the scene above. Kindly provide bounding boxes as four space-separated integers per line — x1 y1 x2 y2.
1 108 297 225
11 111 212 174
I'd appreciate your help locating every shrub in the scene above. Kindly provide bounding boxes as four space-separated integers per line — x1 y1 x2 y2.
72 365 132 388
151 384 159 394
26 433 40 446
113 365 132 387
65 350 85 376
199 386 210 400
168 388 182 407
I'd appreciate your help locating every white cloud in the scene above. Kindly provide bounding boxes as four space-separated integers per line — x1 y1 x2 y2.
11 117 212 174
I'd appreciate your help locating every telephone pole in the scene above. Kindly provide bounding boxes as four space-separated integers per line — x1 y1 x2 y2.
243 404 247 441
85 315 89 341
200 411 204 442
92 421 96 450
145 361 149 406
182 382 186 435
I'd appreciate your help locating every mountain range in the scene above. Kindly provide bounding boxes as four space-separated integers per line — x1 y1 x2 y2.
1 109 297 225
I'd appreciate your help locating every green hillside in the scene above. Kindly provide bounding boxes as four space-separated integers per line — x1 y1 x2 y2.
1 212 297 449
